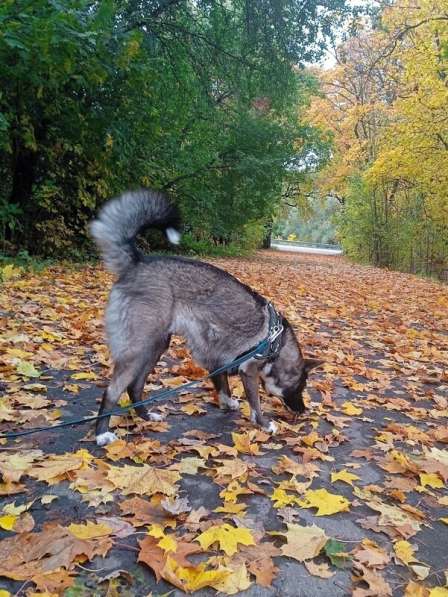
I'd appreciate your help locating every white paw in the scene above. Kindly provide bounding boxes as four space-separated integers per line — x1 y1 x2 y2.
148 412 164 422
265 421 278 435
219 393 239 411
96 431 118 447
250 411 257 424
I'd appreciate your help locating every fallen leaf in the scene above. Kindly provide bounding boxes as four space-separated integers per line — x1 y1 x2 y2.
212 562 251 595
0 515 17 531
298 488 350 515
15 360 41 378
68 521 113 540
419 473 444 489
196 523 255 556
70 371 97 381
107 464 180 496
404 581 430 597
304 560 334 578
331 469 360 486
276 523 328 562
342 401 363 416
394 540 417 565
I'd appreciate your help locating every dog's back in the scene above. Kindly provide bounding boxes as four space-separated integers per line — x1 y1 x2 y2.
91 190 268 370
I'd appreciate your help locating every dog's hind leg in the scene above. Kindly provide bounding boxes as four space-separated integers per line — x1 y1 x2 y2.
96 336 171 446
96 359 143 446
127 335 171 422
211 373 239 411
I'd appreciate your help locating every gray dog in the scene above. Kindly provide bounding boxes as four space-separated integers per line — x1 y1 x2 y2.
90 189 321 446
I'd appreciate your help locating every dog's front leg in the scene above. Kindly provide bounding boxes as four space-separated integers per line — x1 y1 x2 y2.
239 361 277 434
211 373 239 411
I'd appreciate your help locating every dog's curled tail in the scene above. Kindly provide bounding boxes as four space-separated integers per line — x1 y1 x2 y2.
90 189 181 275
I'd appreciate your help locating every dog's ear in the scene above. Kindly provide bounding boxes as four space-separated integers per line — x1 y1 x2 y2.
304 358 324 373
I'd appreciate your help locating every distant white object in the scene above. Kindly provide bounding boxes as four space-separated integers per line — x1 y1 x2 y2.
166 227 181 244
271 241 342 256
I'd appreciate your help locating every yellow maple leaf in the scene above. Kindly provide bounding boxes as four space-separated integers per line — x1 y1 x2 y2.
107 463 180 496
0 514 17 531
163 556 230 592
302 431 320 447
196 523 255 556
71 371 97 381
211 562 251 594
394 540 417 565
0 450 43 483
6 348 33 359
298 488 350 516
342 401 363 416
331 469 360 486
63 383 80 394
270 487 299 508
430 589 448 597
158 533 177 553
28 449 92 484
214 502 247 515
147 524 165 538
173 457 206 475
231 431 261 455
439 517 448 525
68 521 112 539
419 473 444 489
219 481 251 504
182 403 206 415
41 330 62 342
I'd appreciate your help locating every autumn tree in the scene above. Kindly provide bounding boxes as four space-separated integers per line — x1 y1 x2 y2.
0 0 352 256
307 0 448 276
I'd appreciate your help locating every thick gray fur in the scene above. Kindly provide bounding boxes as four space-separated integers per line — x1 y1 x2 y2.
90 189 321 445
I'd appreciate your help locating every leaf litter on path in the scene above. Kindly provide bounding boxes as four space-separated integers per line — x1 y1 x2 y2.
0 253 447 594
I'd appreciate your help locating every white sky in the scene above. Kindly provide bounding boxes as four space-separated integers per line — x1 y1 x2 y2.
315 0 377 69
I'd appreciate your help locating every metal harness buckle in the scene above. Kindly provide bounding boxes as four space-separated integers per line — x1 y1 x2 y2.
254 303 284 360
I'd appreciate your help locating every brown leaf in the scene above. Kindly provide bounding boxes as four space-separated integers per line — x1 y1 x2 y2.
304 560 334 578
353 563 392 596
119 497 176 528
0 523 113 580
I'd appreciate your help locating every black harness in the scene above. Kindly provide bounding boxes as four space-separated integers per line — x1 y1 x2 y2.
236 302 284 364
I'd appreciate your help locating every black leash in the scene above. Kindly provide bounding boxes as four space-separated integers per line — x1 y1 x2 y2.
0 332 278 441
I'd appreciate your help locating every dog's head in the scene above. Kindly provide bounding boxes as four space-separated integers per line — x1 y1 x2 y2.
260 321 323 414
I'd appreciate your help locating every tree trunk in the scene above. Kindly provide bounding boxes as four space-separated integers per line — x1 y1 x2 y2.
261 221 272 249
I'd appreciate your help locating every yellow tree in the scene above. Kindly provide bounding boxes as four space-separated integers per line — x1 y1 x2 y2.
306 25 399 263
308 0 448 273
367 0 448 221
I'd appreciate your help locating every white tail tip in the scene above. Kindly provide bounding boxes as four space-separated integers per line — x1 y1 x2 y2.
166 227 181 245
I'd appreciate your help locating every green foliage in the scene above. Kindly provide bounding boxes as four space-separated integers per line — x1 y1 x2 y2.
0 0 350 257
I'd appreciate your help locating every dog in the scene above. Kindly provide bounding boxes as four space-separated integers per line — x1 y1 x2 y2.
90 189 322 446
